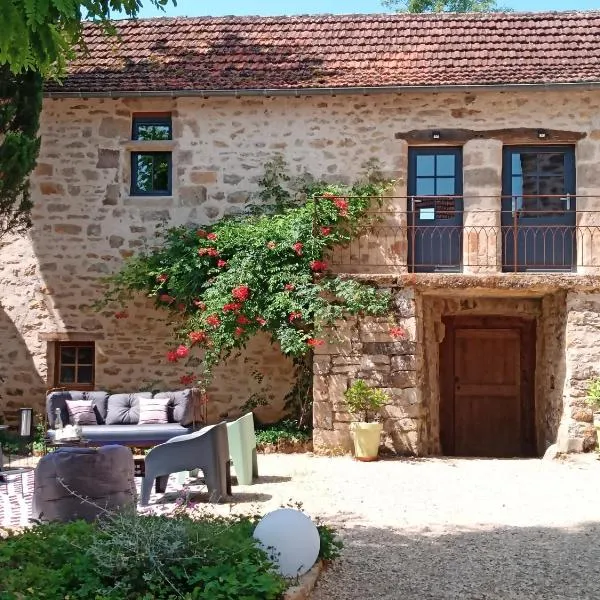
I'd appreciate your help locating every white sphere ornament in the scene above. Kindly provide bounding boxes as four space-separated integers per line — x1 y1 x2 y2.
253 508 320 577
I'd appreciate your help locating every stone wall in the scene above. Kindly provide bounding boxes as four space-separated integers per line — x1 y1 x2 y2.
3 87 600 430
313 289 419 455
557 292 600 452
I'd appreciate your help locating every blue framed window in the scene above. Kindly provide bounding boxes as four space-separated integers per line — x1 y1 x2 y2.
131 114 172 196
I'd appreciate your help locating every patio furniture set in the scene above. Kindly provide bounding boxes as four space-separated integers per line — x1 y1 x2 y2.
2 388 260 521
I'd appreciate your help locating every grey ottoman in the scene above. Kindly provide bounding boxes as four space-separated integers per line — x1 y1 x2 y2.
33 445 136 523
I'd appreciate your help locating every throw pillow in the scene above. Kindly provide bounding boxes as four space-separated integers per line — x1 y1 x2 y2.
105 393 151 425
65 399 97 426
138 397 170 425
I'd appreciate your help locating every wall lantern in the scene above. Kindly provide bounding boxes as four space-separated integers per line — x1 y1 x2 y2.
432 131 441 140
19 408 34 440
537 129 548 139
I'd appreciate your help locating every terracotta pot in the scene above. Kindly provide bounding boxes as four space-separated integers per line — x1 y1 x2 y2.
350 422 382 461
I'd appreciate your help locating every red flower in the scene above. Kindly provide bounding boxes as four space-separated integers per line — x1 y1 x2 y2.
217 259 228 268
267 241 277 249
307 338 325 347
333 197 349 216
320 226 332 236
156 273 169 283
236 315 251 325
289 311 302 322
284 283 295 291
166 350 179 362
310 260 327 272
159 294 175 304
235 327 245 337
292 242 303 256
198 248 209 256
207 248 219 257
206 314 221 327
197 230 207 238
188 330 207 345
207 232 218 241
232 285 250 302
193 300 206 310
222 302 242 312
176 345 189 358
180 374 196 386
114 310 128 319
256 317 267 326
389 326 406 339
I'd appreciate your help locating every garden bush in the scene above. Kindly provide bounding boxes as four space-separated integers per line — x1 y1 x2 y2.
0 509 341 600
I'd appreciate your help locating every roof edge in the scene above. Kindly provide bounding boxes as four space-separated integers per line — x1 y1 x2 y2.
44 81 600 99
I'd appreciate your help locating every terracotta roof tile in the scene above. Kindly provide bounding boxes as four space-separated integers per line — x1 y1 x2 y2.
45 11 600 95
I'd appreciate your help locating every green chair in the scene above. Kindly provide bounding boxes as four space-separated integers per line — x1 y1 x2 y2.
177 414 258 486
226 413 258 486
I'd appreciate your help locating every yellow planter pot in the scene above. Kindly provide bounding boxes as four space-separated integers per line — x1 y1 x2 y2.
350 422 383 461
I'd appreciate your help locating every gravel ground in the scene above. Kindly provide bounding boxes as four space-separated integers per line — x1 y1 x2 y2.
216 453 600 600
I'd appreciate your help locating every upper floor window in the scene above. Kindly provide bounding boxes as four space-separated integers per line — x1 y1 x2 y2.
131 114 172 196
54 342 95 390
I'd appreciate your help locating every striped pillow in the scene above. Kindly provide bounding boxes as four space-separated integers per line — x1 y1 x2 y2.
138 397 170 425
65 399 97 426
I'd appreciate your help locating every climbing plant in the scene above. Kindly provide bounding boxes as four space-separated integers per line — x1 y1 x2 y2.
100 161 402 389
0 66 41 241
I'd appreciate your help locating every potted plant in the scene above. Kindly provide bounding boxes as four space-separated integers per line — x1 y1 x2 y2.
586 377 600 436
343 379 389 461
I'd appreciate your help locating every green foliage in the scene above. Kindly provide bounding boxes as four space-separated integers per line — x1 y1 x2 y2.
255 419 312 446
0 66 41 241
0 412 46 456
317 524 344 562
0 512 286 600
0 1 176 76
586 377 600 411
387 0 512 11
99 160 392 388
343 379 389 423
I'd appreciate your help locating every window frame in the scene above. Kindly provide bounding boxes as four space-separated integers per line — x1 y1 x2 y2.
130 151 173 196
131 113 172 141
54 341 95 390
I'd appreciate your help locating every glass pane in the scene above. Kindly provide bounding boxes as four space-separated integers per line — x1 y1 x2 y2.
510 176 523 196
152 154 170 192
416 155 435 177
77 346 94 365
538 176 565 197
77 366 94 384
60 366 76 384
60 346 77 364
436 177 455 196
416 177 435 196
134 154 155 193
436 154 455 177
511 154 523 175
135 123 171 141
519 153 538 177
538 153 565 178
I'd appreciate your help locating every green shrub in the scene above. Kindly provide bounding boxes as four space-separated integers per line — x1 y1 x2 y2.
586 377 600 412
343 379 389 423
317 524 343 562
255 419 311 446
0 512 286 600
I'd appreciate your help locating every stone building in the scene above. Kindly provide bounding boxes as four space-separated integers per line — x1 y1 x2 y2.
2 11 600 455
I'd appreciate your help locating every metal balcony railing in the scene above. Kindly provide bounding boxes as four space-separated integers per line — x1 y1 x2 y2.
317 195 600 273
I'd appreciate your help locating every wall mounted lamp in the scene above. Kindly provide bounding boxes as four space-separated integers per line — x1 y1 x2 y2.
432 131 441 140
537 129 548 139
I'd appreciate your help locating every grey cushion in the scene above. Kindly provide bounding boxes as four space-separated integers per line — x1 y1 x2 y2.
47 423 193 445
46 391 109 427
33 445 136 523
154 389 194 426
105 393 151 425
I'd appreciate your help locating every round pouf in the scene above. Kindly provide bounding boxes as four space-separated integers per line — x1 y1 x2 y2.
253 508 320 577
33 445 136 523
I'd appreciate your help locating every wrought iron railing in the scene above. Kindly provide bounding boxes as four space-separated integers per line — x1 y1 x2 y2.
319 195 600 272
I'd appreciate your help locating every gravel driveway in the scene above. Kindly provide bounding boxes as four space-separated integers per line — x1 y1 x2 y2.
219 453 600 600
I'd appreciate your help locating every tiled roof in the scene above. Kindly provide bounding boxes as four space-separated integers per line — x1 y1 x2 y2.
45 12 600 95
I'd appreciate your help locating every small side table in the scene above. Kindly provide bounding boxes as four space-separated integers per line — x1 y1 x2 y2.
0 424 9 471
45 437 91 450
0 466 34 496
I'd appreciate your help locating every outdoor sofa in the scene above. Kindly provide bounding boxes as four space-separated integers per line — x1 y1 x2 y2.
45 388 206 447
